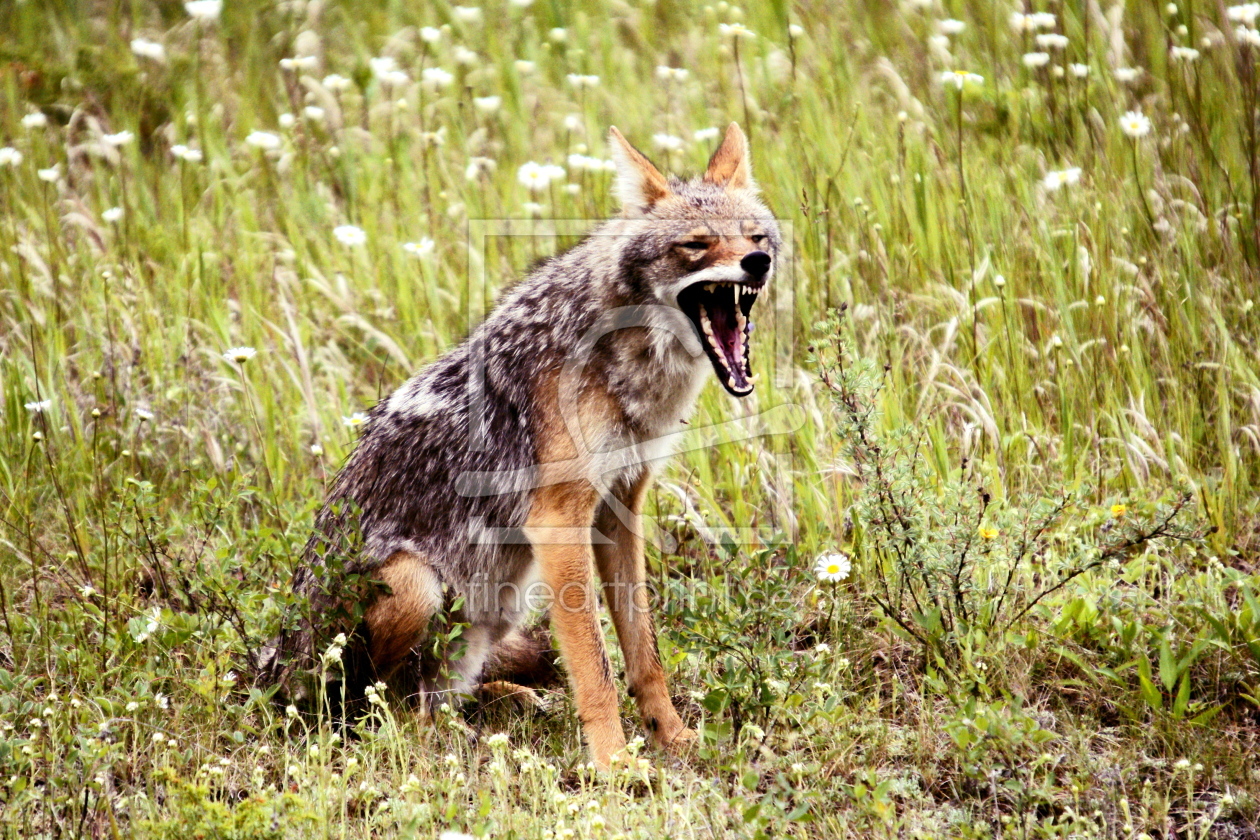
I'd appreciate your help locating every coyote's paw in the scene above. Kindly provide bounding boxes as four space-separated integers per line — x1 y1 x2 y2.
657 725 698 754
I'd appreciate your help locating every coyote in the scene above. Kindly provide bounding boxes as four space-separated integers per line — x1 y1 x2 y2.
264 123 779 768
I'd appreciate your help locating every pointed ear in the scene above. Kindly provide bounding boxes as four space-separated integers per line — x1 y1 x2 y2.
608 126 671 214
703 122 756 191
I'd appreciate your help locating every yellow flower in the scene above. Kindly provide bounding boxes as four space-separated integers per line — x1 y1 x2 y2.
978 526 999 540
1110 503 1127 518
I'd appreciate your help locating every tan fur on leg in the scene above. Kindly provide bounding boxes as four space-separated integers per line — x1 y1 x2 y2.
594 471 695 753
527 481 627 769
363 550 442 674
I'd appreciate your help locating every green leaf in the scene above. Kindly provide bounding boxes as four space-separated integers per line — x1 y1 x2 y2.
1158 636 1176 694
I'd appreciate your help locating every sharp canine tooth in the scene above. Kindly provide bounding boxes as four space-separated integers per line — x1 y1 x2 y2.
704 282 716 293
735 284 742 304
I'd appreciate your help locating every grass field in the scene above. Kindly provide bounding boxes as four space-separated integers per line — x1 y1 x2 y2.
3 0 1260 837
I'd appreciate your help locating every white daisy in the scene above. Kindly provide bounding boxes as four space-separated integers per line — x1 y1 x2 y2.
1022 52 1051 68
472 95 501 113
0 147 23 167
102 207 123 223
222 346 257 364
1119 109 1152 138
403 238 436 258
343 412 369 427
939 69 983 89
103 131 135 146
24 399 52 413
21 112 48 129
517 161 565 191
815 552 852 583
1042 167 1082 191
333 224 367 246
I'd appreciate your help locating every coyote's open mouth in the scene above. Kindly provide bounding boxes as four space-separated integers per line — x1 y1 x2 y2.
677 278 764 397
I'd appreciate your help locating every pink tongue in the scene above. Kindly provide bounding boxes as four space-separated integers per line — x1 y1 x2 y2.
708 304 748 388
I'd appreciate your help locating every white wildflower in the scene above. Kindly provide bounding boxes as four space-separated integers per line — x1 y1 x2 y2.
514 59 536 74
566 73 600 88
1170 45 1200 61
420 26 442 43
422 67 454 87
693 126 721 142
937 18 965 34
718 22 755 39
303 105 325 121
333 224 367 246
1023 51 1051 67
1119 109 1152 138
245 130 281 150
1035 33 1068 49
222 346 257 364
130 38 167 61
1114 67 1142 83
517 161 565 191
184 0 222 21
652 133 685 152
464 156 496 180
279 55 319 72
103 131 135 146
343 412 368 427
1069 63 1089 77
278 113 295 129
655 66 688 81
37 165 59 182
22 112 48 129
815 552 852 582
102 207 123 223
453 5 482 22
1042 167 1081 191
25 399 52 413
0 147 22 166
453 46 478 66
1228 4 1260 24
472 95 501 113
322 73 352 91
939 69 983 89
1010 11 1056 31
403 237 436 257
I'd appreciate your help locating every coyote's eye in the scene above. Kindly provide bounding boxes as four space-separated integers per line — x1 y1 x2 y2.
749 234 767 245
679 240 710 251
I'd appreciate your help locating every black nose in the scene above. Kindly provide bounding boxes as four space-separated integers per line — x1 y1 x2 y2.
741 250 772 277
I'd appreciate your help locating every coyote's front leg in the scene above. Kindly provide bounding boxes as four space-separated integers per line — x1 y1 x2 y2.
526 481 627 769
593 470 695 753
